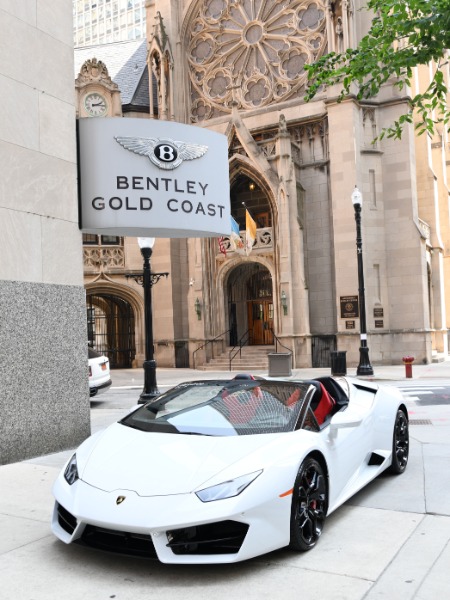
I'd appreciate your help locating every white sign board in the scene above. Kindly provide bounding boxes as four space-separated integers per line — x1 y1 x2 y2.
78 118 230 237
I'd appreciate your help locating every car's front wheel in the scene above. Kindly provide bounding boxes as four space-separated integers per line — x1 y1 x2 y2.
388 408 409 474
289 456 327 551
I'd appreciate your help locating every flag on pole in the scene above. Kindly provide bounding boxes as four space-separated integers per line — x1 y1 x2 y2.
230 216 245 254
245 209 257 255
218 237 227 256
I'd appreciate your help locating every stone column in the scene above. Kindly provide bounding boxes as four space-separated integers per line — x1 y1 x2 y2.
275 116 311 366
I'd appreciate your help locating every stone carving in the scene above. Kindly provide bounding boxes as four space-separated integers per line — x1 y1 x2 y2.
362 107 378 148
84 247 125 270
218 227 273 254
291 118 329 164
335 16 344 52
188 0 327 121
148 11 174 120
75 58 118 91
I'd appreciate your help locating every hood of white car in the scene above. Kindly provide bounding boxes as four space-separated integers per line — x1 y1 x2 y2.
80 422 280 496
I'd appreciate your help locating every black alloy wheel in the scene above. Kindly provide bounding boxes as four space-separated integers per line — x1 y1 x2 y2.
388 408 409 474
289 457 327 551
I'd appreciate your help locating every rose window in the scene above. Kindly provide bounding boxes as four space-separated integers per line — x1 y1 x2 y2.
188 0 327 121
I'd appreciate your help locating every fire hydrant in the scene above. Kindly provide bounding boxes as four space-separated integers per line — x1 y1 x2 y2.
402 356 415 378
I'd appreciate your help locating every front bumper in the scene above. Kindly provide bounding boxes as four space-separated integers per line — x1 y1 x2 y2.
52 476 290 564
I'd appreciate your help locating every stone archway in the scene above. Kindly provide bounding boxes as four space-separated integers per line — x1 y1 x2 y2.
230 171 273 231
227 262 273 346
86 292 136 368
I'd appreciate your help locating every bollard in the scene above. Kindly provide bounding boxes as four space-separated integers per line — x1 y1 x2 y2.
402 356 415 378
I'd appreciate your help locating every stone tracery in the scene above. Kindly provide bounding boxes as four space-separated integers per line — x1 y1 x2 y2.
188 0 327 121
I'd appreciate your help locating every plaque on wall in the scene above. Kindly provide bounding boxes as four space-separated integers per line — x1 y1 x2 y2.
340 296 359 319
375 320 384 328
374 307 384 318
345 320 355 329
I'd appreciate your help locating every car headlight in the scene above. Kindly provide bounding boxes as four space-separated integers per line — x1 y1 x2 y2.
195 470 262 502
64 453 79 485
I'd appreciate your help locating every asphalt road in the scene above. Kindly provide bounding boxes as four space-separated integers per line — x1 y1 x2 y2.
394 381 450 406
92 377 450 412
86 378 450 446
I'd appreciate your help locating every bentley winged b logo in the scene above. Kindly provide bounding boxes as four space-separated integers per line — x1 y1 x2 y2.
114 136 208 170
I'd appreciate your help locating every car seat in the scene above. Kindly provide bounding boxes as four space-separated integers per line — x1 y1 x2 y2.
308 381 336 425
316 377 349 410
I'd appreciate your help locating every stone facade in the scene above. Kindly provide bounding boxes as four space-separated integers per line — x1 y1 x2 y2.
76 0 450 371
0 3 90 464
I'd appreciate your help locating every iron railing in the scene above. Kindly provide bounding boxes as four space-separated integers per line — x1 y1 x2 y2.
192 329 230 370
271 329 294 368
229 330 252 370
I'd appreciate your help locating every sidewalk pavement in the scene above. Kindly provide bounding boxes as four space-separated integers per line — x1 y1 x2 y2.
1 360 450 599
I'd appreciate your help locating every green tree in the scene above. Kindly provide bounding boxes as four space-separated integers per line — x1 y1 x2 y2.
305 0 450 139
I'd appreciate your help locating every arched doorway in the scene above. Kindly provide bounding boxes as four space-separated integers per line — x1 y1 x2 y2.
230 173 273 231
86 293 136 368
227 263 274 346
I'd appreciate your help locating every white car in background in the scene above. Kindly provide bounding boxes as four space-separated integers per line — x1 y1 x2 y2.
88 348 112 397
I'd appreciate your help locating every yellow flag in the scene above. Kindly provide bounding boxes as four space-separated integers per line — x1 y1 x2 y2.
245 210 257 255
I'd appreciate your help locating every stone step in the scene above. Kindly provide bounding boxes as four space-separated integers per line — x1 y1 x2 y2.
195 346 275 370
197 364 268 372
201 356 269 365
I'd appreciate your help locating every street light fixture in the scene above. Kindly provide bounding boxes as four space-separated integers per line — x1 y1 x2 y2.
351 187 374 376
281 290 288 316
125 237 169 403
194 297 202 320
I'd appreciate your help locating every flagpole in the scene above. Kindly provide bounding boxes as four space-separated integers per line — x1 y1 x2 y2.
241 201 255 216
243 202 257 256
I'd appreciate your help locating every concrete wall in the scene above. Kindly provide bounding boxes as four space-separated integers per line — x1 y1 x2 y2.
0 2 90 464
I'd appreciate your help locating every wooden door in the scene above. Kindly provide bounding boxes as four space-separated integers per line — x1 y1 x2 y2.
248 300 274 345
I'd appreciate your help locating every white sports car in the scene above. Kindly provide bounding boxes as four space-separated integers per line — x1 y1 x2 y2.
52 376 409 564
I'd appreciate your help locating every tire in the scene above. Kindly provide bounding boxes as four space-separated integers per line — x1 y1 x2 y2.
289 457 328 551
388 408 409 474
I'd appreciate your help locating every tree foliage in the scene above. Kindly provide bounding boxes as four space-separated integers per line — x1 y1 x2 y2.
305 0 450 139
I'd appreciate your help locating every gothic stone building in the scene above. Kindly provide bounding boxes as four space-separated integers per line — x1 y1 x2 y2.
74 0 450 372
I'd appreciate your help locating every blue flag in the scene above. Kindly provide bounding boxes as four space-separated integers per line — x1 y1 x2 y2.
230 216 245 253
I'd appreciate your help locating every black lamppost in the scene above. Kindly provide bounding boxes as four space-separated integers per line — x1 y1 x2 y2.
126 238 169 403
352 187 374 376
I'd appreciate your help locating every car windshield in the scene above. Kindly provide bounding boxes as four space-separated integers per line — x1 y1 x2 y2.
120 380 317 436
88 347 102 359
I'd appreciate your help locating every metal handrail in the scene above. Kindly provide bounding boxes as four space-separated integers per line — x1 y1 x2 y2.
271 329 294 368
192 329 230 369
228 329 293 370
229 330 252 370
273 332 291 354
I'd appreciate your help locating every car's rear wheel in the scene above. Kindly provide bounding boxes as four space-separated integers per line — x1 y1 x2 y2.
289 457 327 552
388 409 409 474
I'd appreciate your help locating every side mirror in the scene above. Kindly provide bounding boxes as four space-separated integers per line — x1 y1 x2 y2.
330 410 362 431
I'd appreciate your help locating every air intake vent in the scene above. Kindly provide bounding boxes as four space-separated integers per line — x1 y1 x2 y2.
167 520 249 555
368 452 385 466
80 525 157 558
57 503 77 535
